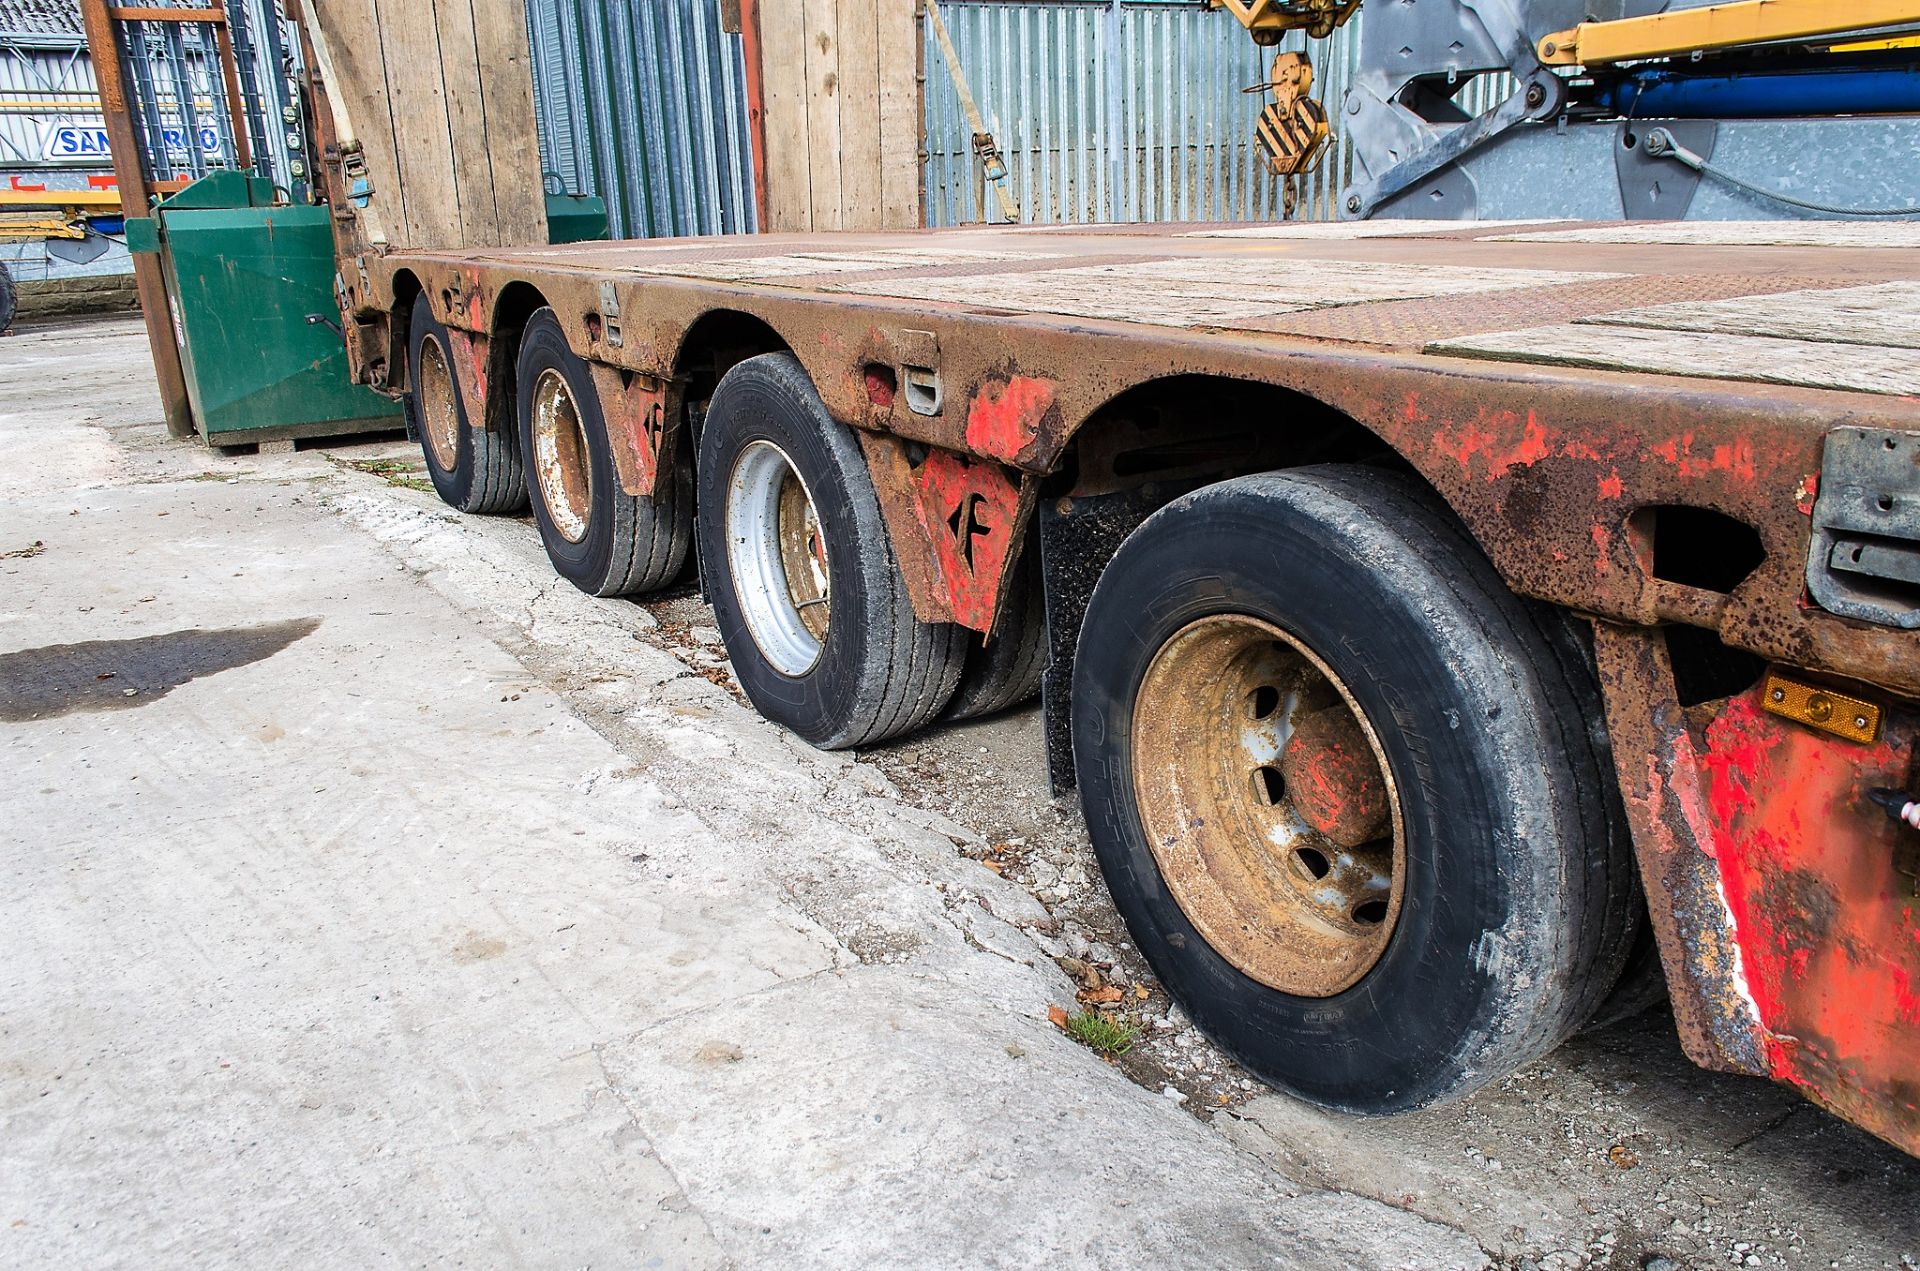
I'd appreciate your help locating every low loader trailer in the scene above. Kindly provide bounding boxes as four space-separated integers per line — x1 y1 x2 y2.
330 217 1920 1156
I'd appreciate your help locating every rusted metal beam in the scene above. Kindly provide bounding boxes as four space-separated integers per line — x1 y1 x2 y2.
78 0 195 439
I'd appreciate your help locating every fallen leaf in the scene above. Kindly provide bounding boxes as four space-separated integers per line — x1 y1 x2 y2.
1078 985 1124 1004
1133 984 1150 1000
1607 1144 1639 1170
980 859 1005 874
1047 1004 1070 1030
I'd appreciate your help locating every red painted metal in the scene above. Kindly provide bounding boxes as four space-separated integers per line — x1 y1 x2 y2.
1597 623 1920 1156
587 363 667 497
965 373 1060 466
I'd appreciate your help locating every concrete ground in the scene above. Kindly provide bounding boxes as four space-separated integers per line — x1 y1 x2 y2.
1 318 1916 1270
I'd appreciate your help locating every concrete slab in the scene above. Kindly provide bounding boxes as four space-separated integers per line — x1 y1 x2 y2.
0 320 1487 1267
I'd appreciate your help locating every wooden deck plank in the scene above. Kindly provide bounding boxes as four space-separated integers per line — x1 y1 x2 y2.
830 258 1620 327
1430 324 1920 396
1579 281 1920 350
1183 219 1563 240
1490 222 1920 249
624 247 1046 281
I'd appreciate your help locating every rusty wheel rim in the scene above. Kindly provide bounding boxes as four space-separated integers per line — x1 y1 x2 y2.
1131 614 1404 997
417 334 461 473
530 367 592 544
726 440 831 676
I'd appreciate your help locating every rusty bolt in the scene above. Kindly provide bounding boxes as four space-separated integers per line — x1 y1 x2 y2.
1542 40 1557 57
1054 496 1074 517
1525 82 1547 109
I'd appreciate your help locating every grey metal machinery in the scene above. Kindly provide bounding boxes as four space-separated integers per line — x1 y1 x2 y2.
1215 0 1920 221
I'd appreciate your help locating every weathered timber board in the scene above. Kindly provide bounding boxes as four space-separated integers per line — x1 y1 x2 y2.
623 247 1046 280
830 258 1620 327
1491 222 1920 249
307 0 544 249
1182 219 1565 240
1430 324 1920 396
1579 281 1920 351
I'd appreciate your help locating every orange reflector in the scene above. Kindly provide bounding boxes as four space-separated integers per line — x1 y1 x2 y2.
1762 673 1882 744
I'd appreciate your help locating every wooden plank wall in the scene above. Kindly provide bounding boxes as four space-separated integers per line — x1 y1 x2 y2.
756 0 921 232
307 0 547 250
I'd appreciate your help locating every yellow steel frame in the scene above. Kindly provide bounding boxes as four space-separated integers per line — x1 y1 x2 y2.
0 191 123 242
1539 0 1920 65
1209 0 1360 44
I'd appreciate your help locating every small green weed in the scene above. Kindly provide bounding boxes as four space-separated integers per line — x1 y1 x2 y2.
1065 1009 1138 1057
337 456 435 494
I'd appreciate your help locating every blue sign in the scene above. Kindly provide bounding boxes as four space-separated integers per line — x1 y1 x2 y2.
41 119 223 163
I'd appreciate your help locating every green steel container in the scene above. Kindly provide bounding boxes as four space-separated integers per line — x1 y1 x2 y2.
127 175 607 444
128 171 400 443
544 192 609 244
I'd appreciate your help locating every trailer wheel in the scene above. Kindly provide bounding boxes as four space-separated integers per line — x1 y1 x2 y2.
945 544 1046 721
698 352 965 748
514 308 690 596
408 298 525 514
1073 466 1634 1114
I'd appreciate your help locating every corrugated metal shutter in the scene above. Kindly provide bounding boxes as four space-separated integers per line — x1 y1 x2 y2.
925 0 1368 225
524 0 757 239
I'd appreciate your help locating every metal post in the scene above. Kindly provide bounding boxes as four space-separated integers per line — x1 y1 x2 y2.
77 0 196 438
1104 0 1122 223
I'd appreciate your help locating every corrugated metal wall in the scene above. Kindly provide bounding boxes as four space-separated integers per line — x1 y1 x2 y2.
925 0 1368 225
524 0 756 239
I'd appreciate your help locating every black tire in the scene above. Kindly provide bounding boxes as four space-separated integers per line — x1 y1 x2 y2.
1072 465 1636 1114
0 261 16 335
408 297 525 514
945 542 1046 721
698 352 966 749
1584 914 1668 1031
515 308 690 597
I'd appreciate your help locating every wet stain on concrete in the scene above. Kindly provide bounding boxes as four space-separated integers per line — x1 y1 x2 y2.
0 617 320 722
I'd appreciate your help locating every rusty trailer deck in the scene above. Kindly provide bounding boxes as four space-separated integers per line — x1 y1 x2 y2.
358 219 1920 1157
376 218 1920 695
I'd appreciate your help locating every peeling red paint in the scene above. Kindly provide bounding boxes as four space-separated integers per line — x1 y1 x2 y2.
1597 469 1624 500
906 449 1024 631
1429 409 1555 481
445 328 488 419
965 374 1056 465
1796 472 1821 517
1694 692 1920 1152
589 365 666 496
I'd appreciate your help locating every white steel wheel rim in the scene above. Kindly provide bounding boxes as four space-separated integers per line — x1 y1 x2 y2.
531 367 592 544
727 439 831 677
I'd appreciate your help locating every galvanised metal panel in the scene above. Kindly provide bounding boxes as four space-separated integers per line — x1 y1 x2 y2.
925 0 1376 225
525 0 756 239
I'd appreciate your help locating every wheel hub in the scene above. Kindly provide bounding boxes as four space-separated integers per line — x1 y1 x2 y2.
1130 614 1403 997
530 368 592 543
417 335 461 473
727 440 832 675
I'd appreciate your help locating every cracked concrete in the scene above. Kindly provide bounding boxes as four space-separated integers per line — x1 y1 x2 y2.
0 318 1491 1266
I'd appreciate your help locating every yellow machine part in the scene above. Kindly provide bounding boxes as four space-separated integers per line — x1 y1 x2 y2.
1209 0 1360 44
1539 0 1920 65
